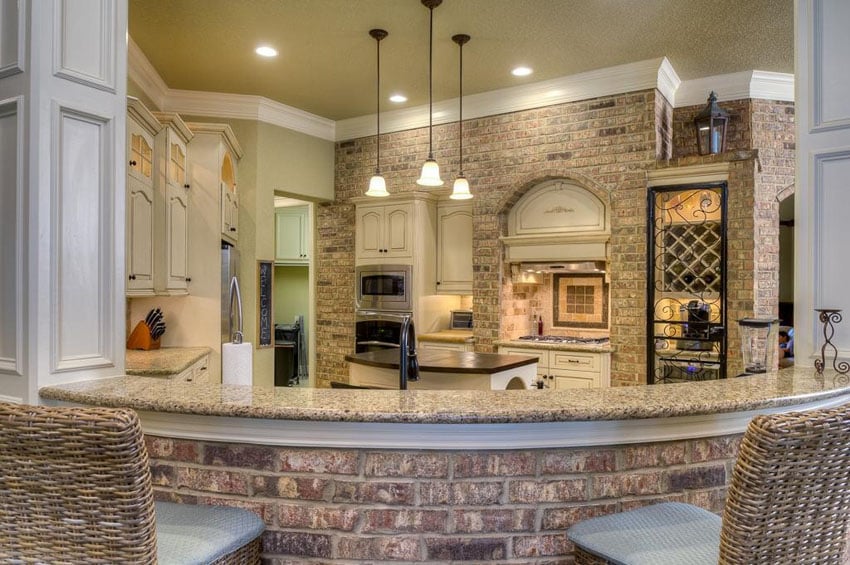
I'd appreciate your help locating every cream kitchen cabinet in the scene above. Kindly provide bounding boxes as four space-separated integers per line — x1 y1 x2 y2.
151 112 193 295
184 122 243 246
498 346 610 388
275 205 311 264
174 354 211 383
126 98 161 296
436 201 473 294
355 202 413 262
418 341 474 353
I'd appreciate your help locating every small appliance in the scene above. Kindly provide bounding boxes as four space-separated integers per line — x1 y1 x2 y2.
450 309 473 330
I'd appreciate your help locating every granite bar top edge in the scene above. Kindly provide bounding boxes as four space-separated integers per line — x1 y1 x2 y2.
39 367 850 424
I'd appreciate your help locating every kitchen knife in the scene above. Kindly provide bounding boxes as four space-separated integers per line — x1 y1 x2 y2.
153 321 166 340
145 309 156 327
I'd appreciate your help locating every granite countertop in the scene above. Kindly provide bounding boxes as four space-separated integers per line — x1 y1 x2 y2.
345 349 537 374
496 339 613 353
125 347 211 376
418 330 474 344
39 367 850 424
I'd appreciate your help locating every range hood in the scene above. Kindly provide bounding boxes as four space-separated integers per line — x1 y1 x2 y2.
518 261 606 274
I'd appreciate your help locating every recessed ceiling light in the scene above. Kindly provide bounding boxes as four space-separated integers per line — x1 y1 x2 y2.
511 66 533 77
389 94 407 103
255 45 278 58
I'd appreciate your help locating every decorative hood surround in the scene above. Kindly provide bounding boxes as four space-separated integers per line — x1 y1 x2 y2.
501 179 610 263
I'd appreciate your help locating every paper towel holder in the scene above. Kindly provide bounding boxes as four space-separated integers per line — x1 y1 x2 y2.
229 276 244 344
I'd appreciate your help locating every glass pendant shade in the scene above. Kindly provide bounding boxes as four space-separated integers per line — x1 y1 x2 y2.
450 175 472 199
365 174 389 197
417 158 443 186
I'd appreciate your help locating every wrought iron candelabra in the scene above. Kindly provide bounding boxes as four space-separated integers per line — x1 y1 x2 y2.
814 308 850 375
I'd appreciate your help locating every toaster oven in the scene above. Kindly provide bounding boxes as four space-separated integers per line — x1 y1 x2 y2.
450 309 473 330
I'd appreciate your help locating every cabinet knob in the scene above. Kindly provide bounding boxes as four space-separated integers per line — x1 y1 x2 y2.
185 277 192 282
183 184 190 189
436 281 441 285
230 227 236 232
128 274 136 280
129 160 137 166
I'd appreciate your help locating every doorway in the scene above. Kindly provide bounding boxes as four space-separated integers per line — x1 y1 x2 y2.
274 195 314 386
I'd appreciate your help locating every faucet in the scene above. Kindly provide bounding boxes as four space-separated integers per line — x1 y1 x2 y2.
356 310 418 390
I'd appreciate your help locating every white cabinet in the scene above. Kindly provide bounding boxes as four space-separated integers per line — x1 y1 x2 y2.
275 205 311 264
184 122 243 247
174 354 211 383
498 346 610 388
436 201 473 294
126 99 161 296
152 112 194 295
355 202 413 261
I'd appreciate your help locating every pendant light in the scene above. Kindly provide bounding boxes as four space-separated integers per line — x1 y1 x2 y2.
450 33 472 200
416 0 444 187
365 29 390 197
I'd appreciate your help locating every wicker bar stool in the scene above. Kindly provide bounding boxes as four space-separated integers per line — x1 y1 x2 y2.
568 403 850 564
0 403 265 564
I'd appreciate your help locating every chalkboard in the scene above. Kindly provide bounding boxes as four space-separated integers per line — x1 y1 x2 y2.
257 260 273 348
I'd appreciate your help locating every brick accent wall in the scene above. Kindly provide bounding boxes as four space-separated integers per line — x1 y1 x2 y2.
318 92 793 386
147 434 741 563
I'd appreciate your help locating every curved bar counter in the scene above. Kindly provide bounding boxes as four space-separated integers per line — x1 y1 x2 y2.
39 368 850 563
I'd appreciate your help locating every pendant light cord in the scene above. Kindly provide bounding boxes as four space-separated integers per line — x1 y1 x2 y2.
428 5 434 159
376 35 381 174
458 39 463 175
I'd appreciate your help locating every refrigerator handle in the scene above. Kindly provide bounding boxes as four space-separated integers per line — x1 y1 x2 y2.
229 276 244 344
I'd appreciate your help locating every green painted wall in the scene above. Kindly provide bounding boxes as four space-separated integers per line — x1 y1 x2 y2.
257 122 334 201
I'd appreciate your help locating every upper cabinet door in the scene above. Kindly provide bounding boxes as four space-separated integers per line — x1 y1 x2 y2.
436 203 473 294
126 117 155 295
383 204 412 258
355 206 384 259
275 206 310 264
220 151 238 243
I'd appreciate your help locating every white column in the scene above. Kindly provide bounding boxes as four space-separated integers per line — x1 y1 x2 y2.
0 0 128 403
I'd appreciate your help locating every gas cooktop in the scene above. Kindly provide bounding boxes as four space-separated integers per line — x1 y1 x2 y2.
517 335 610 345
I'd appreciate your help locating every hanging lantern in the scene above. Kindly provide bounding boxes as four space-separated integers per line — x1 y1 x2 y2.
694 91 729 155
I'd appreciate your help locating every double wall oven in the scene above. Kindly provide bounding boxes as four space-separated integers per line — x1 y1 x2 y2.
355 264 412 353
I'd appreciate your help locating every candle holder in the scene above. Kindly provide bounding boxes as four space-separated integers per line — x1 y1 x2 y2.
814 308 850 375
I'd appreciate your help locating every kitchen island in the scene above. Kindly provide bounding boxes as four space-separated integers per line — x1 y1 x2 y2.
39 368 850 563
345 349 538 390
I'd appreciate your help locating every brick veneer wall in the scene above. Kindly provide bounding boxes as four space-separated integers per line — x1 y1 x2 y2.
147 433 741 563
317 92 793 386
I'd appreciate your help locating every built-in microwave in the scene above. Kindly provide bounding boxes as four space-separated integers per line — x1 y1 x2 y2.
355 264 412 311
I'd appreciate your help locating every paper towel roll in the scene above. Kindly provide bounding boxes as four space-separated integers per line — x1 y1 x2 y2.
222 342 253 385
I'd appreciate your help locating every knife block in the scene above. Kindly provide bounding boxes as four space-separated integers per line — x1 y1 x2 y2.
126 321 161 350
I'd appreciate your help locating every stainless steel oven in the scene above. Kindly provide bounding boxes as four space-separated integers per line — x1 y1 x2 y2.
355 264 412 311
355 311 409 353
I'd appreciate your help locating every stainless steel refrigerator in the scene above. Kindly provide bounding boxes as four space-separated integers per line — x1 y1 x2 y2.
221 242 241 344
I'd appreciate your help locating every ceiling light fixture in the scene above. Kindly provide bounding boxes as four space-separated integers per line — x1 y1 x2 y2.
365 29 390 197
389 94 407 103
416 0 444 187
255 45 278 57
511 66 533 77
450 33 472 200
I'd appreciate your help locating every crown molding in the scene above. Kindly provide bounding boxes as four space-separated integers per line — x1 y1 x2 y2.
336 57 672 141
127 37 794 143
673 70 794 108
127 37 168 110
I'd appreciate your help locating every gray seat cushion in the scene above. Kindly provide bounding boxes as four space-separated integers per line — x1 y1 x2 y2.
155 501 265 564
566 502 721 565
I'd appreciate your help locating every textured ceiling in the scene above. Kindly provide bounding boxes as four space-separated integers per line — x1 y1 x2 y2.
129 0 793 121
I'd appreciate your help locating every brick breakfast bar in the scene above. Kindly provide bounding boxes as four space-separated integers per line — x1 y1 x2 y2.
41 369 850 563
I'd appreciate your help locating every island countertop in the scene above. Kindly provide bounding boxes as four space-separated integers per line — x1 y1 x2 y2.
345 349 536 374
39 367 850 425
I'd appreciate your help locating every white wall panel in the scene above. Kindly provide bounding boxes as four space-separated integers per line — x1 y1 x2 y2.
52 106 114 371
53 0 115 91
812 0 850 131
0 0 25 78
814 150 850 356
0 97 22 375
